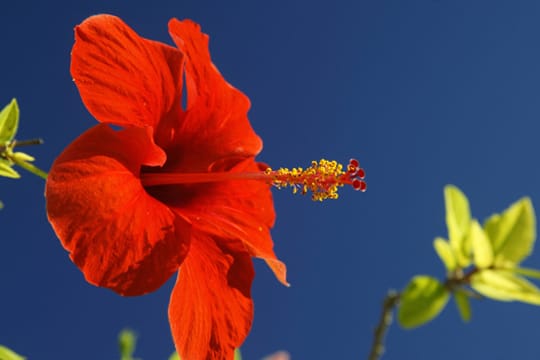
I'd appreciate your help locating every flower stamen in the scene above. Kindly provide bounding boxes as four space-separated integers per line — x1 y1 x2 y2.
265 158 366 201
141 158 366 201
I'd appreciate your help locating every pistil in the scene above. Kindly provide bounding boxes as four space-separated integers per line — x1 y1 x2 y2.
141 158 366 201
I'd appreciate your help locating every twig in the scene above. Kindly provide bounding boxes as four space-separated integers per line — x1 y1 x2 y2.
0 138 44 153
12 138 44 147
368 290 400 360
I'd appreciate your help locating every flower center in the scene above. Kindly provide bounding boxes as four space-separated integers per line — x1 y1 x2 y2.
140 158 366 201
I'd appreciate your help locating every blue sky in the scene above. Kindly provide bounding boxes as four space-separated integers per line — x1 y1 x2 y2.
2 1 540 359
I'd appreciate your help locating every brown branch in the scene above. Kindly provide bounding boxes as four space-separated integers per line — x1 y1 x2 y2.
12 138 44 147
368 290 400 360
0 138 44 154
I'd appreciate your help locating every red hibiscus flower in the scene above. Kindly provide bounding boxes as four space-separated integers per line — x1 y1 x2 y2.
46 14 365 360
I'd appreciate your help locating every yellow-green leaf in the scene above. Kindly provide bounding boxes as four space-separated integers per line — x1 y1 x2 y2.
433 237 457 271
453 289 471 322
484 197 536 265
118 329 137 360
0 160 19 178
169 352 180 360
12 151 34 162
398 275 450 329
469 220 493 268
471 269 540 305
0 99 19 144
234 349 242 360
444 185 472 267
0 345 25 360
513 266 540 280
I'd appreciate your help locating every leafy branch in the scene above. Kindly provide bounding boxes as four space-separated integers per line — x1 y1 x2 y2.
0 99 48 181
369 185 540 359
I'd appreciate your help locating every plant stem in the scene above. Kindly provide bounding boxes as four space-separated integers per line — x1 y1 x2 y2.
0 138 48 180
0 138 44 153
12 157 48 179
13 138 44 147
368 290 400 360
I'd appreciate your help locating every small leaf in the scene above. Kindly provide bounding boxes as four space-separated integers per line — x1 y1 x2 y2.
453 289 472 322
0 345 26 360
444 185 472 267
169 352 180 360
398 275 450 329
513 266 540 280
0 160 19 179
484 197 536 265
469 220 493 268
471 269 540 305
234 349 242 360
0 99 19 143
118 329 137 360
12 151 34 162
433 237 457 271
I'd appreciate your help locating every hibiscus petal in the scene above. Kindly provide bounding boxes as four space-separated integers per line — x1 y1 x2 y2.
169 234 254 360
167 19 263 164
169 158 288 286
71 14 184 129
46 124 190 296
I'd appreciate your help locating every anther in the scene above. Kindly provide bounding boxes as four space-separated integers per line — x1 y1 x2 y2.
267 158 367 201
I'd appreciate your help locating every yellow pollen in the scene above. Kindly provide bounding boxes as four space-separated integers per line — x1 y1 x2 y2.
265 158 366 201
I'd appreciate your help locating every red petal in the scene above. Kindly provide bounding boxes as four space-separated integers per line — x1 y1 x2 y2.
46 124 190 296
167 19 263 167
71 15 183 129
165 158 287 286
169 234 254 360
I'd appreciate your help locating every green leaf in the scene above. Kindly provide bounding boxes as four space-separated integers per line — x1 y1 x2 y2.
453 289 472 322
470 269 540 305
398 275 450 329
433 237 457 271
513 266 540 280
0 345 25 360
469 220 493 268
444 185 472 267
169 352 180 360
0 160 19 179
11 152 34 162
234 349 242 360
118 329 137 360
0 99 19 144
484 197 536 265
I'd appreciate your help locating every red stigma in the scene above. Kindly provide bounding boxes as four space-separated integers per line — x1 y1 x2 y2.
345 158 367 192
